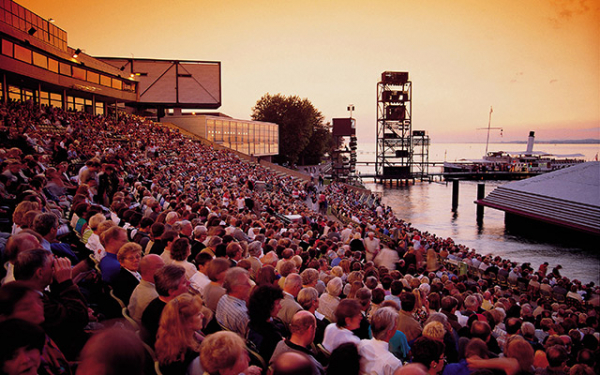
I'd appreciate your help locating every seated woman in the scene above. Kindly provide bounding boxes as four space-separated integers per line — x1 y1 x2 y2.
247 284 287 363
199 331 261 375
203 258 230 313
170 238 197 280
111 243 142 305
155 293 205 375
322 299 363 352
318 277 343 323
0 319 45 375
0 281 71 375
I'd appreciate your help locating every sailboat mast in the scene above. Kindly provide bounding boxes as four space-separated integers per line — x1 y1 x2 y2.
485 106 493 154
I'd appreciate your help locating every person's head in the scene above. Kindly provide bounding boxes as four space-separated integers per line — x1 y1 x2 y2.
470 320 491 342
88 213 107 233
300 268 318 287
0 319 45 375
400 291 416 312
154 265 188 298
248 284 284 323
4 232 41 264
255 265 277 286
200 331 249 375
423 321 446 342
465 338 490 359
117 242 142 272
271 352 313 375
0 282 44 325
355 287 372 311
32 212 58 239
289 310 317 345
326 277 343 298
100 226 129 253
284 273 302 297
170 238 191 261
225 242 243 261
505 317 522 335
334 299 362 329
222 267 252 300
504 336 534 373
440 296 458 313
411 337 446 373
76 327 146 375
206 258 231 283
370 306 398 341
327 342 360 375
297 287 319 311
546 345 569 369
13 249 52 289
138 254 165 283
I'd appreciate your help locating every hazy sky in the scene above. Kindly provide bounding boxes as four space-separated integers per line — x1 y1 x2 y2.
20 0 600 143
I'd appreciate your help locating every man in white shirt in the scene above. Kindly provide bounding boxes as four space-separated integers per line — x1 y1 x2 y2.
189 252 212 298
358 307 402 375
363 232 380 262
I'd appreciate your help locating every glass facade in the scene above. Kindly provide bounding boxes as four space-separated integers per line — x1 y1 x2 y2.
205 117 278 157
0 0 68 51
1 38 135 93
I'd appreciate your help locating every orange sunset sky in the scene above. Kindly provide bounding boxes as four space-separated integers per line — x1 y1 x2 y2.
18 0 600 143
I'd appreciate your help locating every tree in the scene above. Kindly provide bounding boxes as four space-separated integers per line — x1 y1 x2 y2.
251 93 330 166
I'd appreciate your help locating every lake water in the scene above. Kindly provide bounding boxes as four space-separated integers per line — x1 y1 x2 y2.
355 142 600 284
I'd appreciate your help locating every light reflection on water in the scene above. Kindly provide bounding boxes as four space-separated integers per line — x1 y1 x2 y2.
364 180 600 284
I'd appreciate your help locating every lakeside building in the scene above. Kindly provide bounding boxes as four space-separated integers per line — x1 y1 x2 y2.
0 0 278 159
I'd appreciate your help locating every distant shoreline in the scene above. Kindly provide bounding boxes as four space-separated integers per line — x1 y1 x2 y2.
437 139 600 144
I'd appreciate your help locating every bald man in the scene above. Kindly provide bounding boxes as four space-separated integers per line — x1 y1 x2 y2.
127 254 165 324
270 311 325 375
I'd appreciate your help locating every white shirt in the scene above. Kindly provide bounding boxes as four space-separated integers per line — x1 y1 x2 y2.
190 271 210 298
358 338 402 375
322 323 360 352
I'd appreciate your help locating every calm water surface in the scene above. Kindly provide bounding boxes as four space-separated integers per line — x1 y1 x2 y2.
356 142 600 284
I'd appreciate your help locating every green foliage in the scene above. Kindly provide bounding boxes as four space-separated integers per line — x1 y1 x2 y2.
251 93 330 165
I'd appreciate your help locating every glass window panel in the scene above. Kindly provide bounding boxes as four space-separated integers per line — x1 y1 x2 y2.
100 75 111 87
14 44 31 63
87 71 99 84
48 58 58 73
111 79 122 90
32 51 47 69
72 66 85 80
2 39 13 57
59 62 71 76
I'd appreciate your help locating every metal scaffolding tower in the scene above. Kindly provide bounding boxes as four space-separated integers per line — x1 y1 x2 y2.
376 71 429 181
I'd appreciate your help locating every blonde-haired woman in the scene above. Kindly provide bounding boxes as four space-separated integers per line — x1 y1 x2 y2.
155 293 205 375
199 331 261 375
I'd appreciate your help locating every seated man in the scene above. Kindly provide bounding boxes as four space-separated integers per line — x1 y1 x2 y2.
99 226 129 283
270 310 325 375
14 248 88 360
128 254 165 324
141 264 188 346
215 267 253 337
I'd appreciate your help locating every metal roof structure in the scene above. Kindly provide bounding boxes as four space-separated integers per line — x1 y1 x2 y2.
477 161 600 235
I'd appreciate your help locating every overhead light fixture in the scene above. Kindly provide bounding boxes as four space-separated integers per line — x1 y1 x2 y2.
28 27 37 36
72 48 82 58
48 18 55 23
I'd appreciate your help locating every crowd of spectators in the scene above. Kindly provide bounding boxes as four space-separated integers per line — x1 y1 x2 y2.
0 99 598 375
